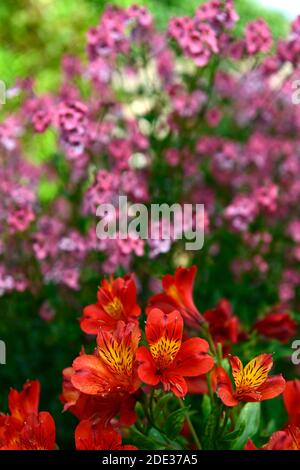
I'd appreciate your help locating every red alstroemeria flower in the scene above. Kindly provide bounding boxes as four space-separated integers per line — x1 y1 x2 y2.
0 380 56 450
245 426 300 450
61 367 137 425
147 266 204 327
80 274 141 334
253 311 297 343
204 299 240 349
71 321 141 396
0 412 56 450
283 380 300 427
75 418 137 450
8 380 40 422
216 354 285 407
137 308 214 397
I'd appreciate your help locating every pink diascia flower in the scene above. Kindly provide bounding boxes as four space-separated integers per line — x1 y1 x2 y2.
245 19 272 55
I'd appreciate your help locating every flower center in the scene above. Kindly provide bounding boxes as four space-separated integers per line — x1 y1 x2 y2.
98 337 133 376
150 336 181 369
104 297 124 319
166 285 182 305
235 357 270 395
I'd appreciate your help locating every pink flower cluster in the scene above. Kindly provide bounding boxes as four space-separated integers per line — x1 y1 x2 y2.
1 1 300 314
168 1 238 66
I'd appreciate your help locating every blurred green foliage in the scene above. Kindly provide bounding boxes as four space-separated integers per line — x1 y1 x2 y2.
0 0 95 91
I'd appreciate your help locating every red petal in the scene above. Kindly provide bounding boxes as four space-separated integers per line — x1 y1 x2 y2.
121 276 141 320
257 374 286 400
145 308 183 345
263 430 293 450
164 373 188 398
21 412 56 450
229 355 243 380
71 354 113 395
136 347 160 386
186 376 208 394
173 338 214 376
75 420 121 450
283 380 300 426
146 293 179 316
8 380 40 422
80 304 111 334
245 439 257 450
216 366 238 407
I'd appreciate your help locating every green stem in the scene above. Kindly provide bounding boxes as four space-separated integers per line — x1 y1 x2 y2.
178 398 202 450
206 372 214 402
220 407 230 438
230 409 236 428
149 388 155 422
216 342 223 364
200 323 218 361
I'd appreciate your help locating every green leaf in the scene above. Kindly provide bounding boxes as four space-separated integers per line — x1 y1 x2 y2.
153 393 174 423
230 403 261 450
165 407 187 439
129 427 165 450
202 403 222 450
148 428 183 450
135 401 145 421
223 426 246 442
148 427 169 445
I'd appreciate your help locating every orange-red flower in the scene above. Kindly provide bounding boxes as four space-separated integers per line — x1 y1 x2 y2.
245 426 300 450
283 379 300 427
147 266 204 327
246 381 300 450
71 321 141 396
80 274 141 334
216 354 285 407
136 308 214 397
75 418 137 450
8 380 40 421
204 299 240 349
253 311 297 343
61 367 137 425
0 412 56 450
0 380 56 450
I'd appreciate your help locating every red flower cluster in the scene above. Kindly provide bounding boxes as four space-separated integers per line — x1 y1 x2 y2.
59 267 217 447
0 381 55 450
58 266 287 449
70 268 214 413
0 265 290 450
